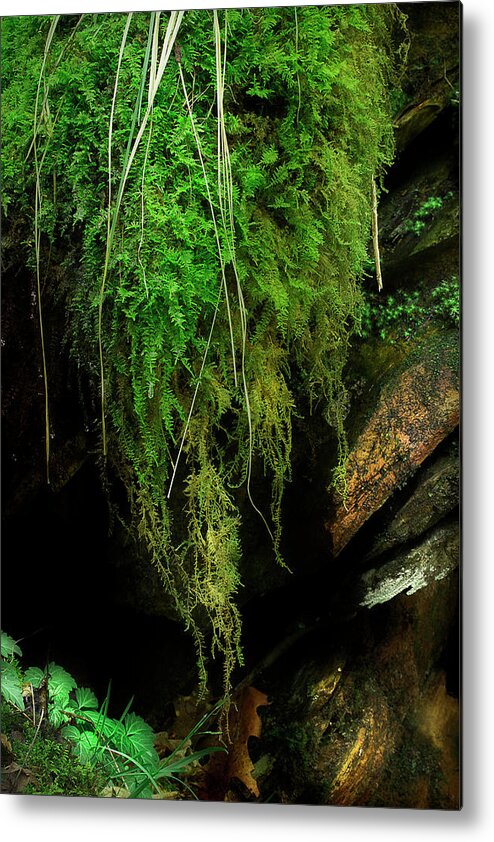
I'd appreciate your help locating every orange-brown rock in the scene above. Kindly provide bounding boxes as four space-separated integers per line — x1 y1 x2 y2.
413 673 460 810
323 682 395 807
327 334 459 556
256 570 460 808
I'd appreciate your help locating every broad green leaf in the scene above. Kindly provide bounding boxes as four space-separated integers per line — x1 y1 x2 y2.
47 662 77 704
75 686 99 710
49 704 70 728
1 630 22 659
104 718 127 746
78 708 116 738
23 666 45 688
72 730 103 766
122 712 159 768
61 724 82 743
1 660 24 708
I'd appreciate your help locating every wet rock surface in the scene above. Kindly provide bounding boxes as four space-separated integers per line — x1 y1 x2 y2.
359 522 459 608
327 332 459 556
235 2 461 808
365 446 459 561
253 572 459 809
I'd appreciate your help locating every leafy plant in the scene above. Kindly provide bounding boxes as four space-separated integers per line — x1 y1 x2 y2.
61 691 225 799
431 275 460 327
1 630 25 708
128 702 226 799
0 630 225 798
1 630 22 659
60 692 162 798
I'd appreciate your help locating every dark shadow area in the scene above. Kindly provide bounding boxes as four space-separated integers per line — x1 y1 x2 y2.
1 459 196 729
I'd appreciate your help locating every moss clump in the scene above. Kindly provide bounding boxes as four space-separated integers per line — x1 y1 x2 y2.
359 274 460 343
1 701 104 797
1 6 406 692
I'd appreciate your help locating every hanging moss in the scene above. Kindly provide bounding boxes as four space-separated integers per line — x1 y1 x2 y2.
1 6 407 693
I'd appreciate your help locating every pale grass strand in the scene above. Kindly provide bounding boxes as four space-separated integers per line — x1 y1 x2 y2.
98 11 183 456
168 62 237 499
110 11 184 242
98 12 133 456
33 14 60 484
26 14 83 162
167 286 223 500
371 176 383 291
137 112 154 298
149 12 161 107
178 60 237 376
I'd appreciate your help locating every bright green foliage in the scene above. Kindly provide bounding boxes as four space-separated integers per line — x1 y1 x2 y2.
1 7 406 691
402 192 454 237
359 274 460 342
19 655 162 795
61 694 163 798
431 275 460 327
1 660 25 708
0 632 224 798
1 630 22 659
1 630 24 708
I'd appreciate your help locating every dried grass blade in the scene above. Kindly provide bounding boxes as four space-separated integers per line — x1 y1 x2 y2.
98 11 184 456
33 14 60 483
371 176 383 291
149 11 161 107
98 12 133 456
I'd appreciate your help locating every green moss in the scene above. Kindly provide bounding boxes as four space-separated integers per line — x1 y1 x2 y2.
1 7 406 692
402 192 453 237
1 700 104 797
359 274 460 342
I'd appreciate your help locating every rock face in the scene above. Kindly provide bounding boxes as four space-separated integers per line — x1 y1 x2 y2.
326 333 459 556
365 448 459 560
359 523 459 609
254 571 459 809
395 2 459 153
